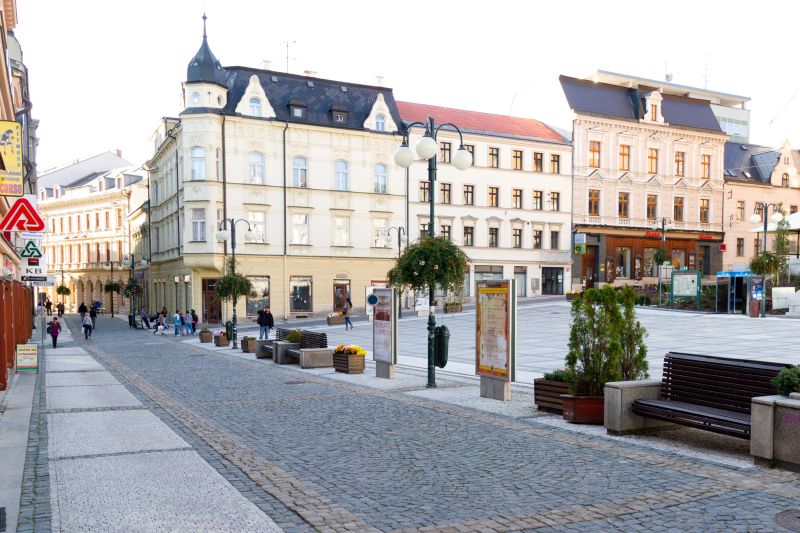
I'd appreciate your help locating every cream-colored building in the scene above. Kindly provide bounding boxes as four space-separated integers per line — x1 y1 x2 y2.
145 21 405 323
398 101 573 297
37 153 147 313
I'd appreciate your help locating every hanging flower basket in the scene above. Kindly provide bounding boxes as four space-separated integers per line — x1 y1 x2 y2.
387 236 469 296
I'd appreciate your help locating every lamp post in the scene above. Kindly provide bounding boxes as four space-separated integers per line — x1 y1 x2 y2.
215 218 255 349
174 275 179 312
394 115 472 388
750 204 784 318
387 226 406 318
653 217 672 308
107 261 115 318
123 254 148 326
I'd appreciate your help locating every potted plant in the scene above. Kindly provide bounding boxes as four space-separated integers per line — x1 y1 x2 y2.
534 369 570 414
213 330 229 347
327 312 345 326
772 366 800 396
56 285 71 299
240 336 257 353
565 290 581 302
332 344 366 374
199 328 213 343
104 281 122 294
617 286 649 381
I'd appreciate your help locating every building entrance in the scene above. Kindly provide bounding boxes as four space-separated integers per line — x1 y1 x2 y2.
542 267 564 295
202 278 221 324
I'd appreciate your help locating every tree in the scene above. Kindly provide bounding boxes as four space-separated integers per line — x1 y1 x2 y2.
774 216 791 285
616 286 649 381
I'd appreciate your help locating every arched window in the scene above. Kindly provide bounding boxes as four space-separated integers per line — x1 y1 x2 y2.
375 114 386 132
247 152 265 184
373 164 387 193
292 156 308 187
334 160 349 191
249 97 262 117
191 147 205 180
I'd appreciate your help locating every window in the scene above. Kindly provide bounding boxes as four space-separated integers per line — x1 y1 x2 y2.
216 148 221 180
372 219 389 247
248 212 266 243
783 173 790 188
292 214 309 244
647 194 657 220
488 147 499 168
550 154 560 174
419 181 430 202
619 144 630 171
464 145 474 165
488 227 499 247
550 192 560 211
618 192 629 218
615 247 632 278
191 91 200 105
419 223 429 234
59 217 63 233
674 196 684 222
648 148 658 174
533 190 543 210
292 156 308 187
675 151 685 177
94 212 100 228
249 97 262 117
700 198 710 223
488 186 499 207
650 104 658 121
440 224 451 240
440 142 451 163
153 182 159 204
85 213 90 229
588 189 600 216
589 141 601 168
754 238 760 257
701 154 711 179
191 147 206 180
737 201 745 221
512 150 523 170
289 276 312 313
374 164 388 193
533 230 542 249
334 160 349 191
333 111 347 123
291 106 305 119
463 226 474 246
791 205 798 215
191 209 206 241
105 211 110 228
375 114 385 132
512 188 522 209
440 182 451 204
76 215 81 232
155 227 160 251
534 152 543 172
463 185 474 205
116 209 123 227
550 230 560 250
334 216 350 246
513 228 522 248
736 238 744 256
247 152 265 184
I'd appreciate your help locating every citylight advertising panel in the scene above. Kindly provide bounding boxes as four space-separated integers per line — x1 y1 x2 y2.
475 279 516 381
372 287 396 364
0 121 23 197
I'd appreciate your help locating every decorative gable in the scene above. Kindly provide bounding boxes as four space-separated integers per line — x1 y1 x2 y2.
642 91 666 124
235 75 275 118
618 172 634 184
674 178 688 189
363 93 398 132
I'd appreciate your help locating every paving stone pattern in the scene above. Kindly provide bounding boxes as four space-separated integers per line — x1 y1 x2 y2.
47 315 800 532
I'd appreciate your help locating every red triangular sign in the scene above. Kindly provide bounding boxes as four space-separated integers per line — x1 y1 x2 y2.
0 197 45 231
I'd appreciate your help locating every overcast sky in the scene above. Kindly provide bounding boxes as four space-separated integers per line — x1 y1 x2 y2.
17 0 800 172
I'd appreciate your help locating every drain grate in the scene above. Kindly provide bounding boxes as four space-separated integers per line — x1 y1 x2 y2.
775 509 800 532
0 506 6 532
284 380 304 385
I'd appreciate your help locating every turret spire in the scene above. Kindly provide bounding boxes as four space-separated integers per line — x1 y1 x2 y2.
202 13 207 39
186 14 227 87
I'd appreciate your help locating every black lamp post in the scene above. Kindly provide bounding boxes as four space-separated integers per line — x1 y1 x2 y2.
394 115 472 388
107 260 115 318
750 203 784 318
387 226 405 318
653 217 672 308
124 253 148 326
216 218 254 349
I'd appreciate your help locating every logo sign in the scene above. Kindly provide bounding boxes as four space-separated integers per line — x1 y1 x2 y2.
20 240 42 258
28 274 55 287
573 243 586 255
0 121 23 197
0 195 46 232
574 233 586 245
22 252 47 282
645 231 662 238
15 344 38 372
699 234 714 240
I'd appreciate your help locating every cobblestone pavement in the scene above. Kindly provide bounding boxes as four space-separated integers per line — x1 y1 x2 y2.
16 314 800 532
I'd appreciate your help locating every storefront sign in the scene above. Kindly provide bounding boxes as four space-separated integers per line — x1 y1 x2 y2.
0 121 23 197
475 279 516 382
15 343 38 372
698 234 715 240
574 233 586 245
372 288 396 365
645 231 662 238
0 195 45 231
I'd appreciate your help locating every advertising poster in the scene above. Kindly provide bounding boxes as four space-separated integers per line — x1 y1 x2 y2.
0 121 23 197
15 344 38 372
475 280 516 381
372 287 396 364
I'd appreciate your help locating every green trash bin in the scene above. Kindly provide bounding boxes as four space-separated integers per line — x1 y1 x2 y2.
225 320 233 339
434 325 449 368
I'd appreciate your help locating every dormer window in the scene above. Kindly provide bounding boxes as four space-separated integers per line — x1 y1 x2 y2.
249 98 262 117
291 106 305 119
650 104 658 121
376 114 386 132
331 106 348 124
191 92 200 105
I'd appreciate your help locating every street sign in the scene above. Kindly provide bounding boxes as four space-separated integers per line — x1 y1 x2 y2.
22 252 48 282
0 121 23 197
20 240 42 258
573 243 586 255
0 195 46 231
28 274 55 287
574 233 586 245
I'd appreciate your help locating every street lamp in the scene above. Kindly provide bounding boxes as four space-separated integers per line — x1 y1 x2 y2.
174 275 179 312
106 260 116 318
653 217 672 308
394 115 472 388
749 203 785 318
123 253 148 326
386 226 406 318
216 218 255 349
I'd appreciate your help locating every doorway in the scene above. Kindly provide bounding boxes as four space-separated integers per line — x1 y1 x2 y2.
582 247 596 289
699 245 711 276
202 278 221 324
513 266 527 297
333 280 350 313
542 267 564 295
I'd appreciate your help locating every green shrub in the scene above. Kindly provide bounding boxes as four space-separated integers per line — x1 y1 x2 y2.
241 336 255 341
200 328 211 334
772 366 800 396
617 286 649 381
286 329 302 343
543 369 568 382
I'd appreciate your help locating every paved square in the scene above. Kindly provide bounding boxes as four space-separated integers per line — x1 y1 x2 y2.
45 371 120 387
48 410 190 459
45 356 104 373
46 384 142 410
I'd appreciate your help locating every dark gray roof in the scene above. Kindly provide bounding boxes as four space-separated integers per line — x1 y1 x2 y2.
65 171 106 188
723 142 777 184
186 17 226 87
183 66 403 132
560 75 723 133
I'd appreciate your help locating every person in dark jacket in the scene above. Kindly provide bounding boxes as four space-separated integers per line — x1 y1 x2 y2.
191 309 198 333
78 302 88 318
89 306 97 328
259 307 274 339
56 302 64 317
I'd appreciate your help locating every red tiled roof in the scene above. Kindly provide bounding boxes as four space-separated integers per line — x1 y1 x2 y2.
396 101 566 143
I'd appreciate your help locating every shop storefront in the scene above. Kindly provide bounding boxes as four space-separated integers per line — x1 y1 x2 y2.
246 276 270 318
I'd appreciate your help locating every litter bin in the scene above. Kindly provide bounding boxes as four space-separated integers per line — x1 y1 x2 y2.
225 320 233 339
434 325 449 368
128 313 135 327
749 300 761 318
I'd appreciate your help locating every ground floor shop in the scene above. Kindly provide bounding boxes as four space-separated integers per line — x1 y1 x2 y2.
461 259 572 299
41 269 131 314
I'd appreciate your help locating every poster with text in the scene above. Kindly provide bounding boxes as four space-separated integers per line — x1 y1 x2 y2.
475 280 516 381
15 344 38 372
372 287 396 364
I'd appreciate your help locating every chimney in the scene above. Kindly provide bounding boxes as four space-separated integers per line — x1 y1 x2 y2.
261 60 272 70
376 75 384 87
116 149 122 158
304 70 316 77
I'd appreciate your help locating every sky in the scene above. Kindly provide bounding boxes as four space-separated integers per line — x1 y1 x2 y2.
17 0 800 173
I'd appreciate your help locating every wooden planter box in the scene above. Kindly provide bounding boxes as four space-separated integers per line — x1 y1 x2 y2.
199 332 213 343
561 394 604 424
333 352 365 374
534 379 570 414
241 339 257 353
214 334 229 347
444 303 463 313
565 293 581 301
327 315 345 326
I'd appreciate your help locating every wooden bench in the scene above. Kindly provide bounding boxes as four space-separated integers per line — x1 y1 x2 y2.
284 331 333 368
632 352 791 439
258 328 289 359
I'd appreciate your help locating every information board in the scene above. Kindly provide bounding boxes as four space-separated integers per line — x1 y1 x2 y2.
670 270 701 311
475 279 516 381
372 288 396 364
15 344 38 372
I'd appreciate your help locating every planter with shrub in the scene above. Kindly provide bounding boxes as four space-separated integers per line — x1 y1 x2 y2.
332 344 366 374
240 336 257 353
199 328 213 343
534 369 570 414
213 331 229 347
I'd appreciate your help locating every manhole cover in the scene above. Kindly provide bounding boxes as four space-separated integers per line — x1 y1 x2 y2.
775 509 800 532
284 380 304 385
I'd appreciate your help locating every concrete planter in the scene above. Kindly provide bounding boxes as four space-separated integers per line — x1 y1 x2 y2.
274 342 300 364
565 293 581 302
604 380 676 435
255 340 273 359
444 303 462 313
199 331 213 343
751 393 800 470
534 379 569 414
561 394 604 424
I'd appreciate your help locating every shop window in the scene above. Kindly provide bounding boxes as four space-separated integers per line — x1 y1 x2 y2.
644 248 658 277
246 276 270 317
615 247 632 278
290 276 313 313
671 249 686 269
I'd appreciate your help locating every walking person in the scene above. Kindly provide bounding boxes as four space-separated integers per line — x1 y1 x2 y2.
82 313 93 339
257 308 266 339
140 307 151 329
57 302 64 318
263 306 274 339
89 305 97 329
343 298 353 330
191 309 198 333
49 318 61 348
173 309 182 336
45 298 52 316
183 310 193 335
78 301 88 319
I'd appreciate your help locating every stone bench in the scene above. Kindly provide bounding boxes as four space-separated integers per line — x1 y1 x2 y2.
281 330 333 368
260 328 289 359
751 393 800 470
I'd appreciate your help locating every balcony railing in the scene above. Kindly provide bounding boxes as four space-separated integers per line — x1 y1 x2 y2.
577 215 722 233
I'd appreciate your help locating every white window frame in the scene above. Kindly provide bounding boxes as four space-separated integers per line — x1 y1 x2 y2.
334 160 349 191
372 218 389 247
292 156 308 187
248 211 266 243
248 152 265 185
191 147 206 180
376 114 386 131
292 214 309 245
334 216 350 246
373 163 387 193
191 209 206 241
249 97 262 117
